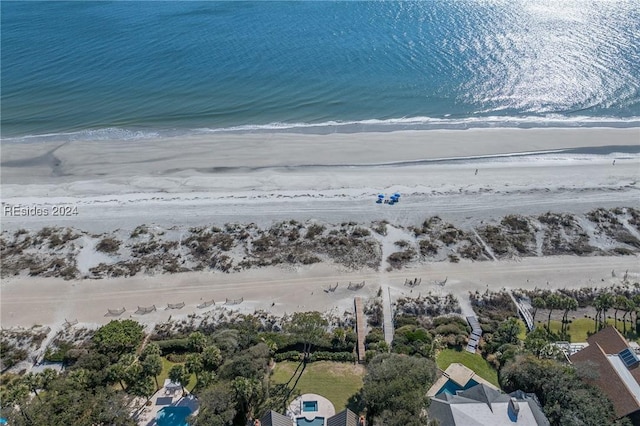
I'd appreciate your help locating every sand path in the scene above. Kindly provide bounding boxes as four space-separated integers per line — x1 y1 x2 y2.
2 255 637 328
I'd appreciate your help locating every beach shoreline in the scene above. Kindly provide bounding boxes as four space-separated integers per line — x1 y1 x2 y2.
2 128 638 185
1 127 638 329
1 127 638 232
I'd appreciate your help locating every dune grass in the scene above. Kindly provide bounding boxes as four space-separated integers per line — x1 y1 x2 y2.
271 361 364 410
436 349 499 387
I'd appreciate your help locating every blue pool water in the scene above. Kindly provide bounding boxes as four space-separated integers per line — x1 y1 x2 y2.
302 400 318 412
156 406 192 426
297 417 325 426
437 378 480 396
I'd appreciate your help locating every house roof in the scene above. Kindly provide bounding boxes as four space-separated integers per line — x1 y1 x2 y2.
586 326 629 354
327 409 359 426
570 335 640 418
429 383 550 426
260 410 292 426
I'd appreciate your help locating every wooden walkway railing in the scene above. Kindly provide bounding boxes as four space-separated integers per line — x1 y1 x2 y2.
354 297 366 363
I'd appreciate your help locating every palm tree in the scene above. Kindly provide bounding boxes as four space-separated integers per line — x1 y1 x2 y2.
168 364 189 394
531 297 546 324
22 372 43 401
561 296 578 335
185 353 203 385
39 368 58 391
614 295 629 330
187 331 207 353
545 293 562 330
596 292 614 330
141 354 163 389
201 345 223 371
621 298 636 334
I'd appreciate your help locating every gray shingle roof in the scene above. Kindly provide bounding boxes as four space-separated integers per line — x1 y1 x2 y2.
327 409 359 426
429 383 550 426
260 410 292 426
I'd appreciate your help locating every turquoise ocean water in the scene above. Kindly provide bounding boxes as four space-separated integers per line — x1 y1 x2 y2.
2 1 639 141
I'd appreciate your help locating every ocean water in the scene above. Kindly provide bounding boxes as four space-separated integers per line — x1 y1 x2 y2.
2 1 639 141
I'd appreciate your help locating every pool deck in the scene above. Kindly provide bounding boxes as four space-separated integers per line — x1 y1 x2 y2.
288 393 335 425
134 382 199 426
427 363 499 398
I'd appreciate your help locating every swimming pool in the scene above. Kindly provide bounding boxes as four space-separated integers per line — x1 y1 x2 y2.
296 417 325 426
156 406 192 426
302 400 318 412
436 378 479 395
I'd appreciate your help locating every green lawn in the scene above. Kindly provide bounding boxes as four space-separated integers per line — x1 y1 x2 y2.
436 349 499 387
537 318 636 343
271 361 364 410
157 357 197 391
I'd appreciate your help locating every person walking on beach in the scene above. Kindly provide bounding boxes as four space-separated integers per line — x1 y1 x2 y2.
475 169 478 175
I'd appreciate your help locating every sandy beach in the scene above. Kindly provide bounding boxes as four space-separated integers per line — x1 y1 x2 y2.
1 128 638 231
1 127 639 328
2 256 638 328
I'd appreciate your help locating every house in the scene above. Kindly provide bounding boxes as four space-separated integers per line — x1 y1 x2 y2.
327 409 364 426
258 410 293 426
427 363 499 398
569 326 640 422
256 402 364 426
429 383 550 426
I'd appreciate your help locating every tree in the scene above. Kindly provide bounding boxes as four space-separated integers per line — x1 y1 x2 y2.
233 377 264 421
531 297 546 324
524 327 557 359
140 342 161 359
621 297 636 334
4 373 135 426
362 353 436 424
92 320 144 359
186 353 204 384
189 382 236 426
614 295 630 331
40 368 58 390
201 345 223 371
594 292 614 331
3 380 32 423
169 364 190 393
141 353 163 389
188 331 208 353
492 317 521 347
560 296 578 335
284 312 328 360
22 372 43 401
545 293 562 330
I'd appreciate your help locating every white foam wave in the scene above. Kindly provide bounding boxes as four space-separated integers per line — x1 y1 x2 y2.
3 115 639 142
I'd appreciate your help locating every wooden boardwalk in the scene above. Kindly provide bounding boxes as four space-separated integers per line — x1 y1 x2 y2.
509 292 535 331
354 297 366 363
381 286 394 346
466 316 482 353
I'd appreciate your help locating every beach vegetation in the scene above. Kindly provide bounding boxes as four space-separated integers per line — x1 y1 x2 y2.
96 237 120 253
387 248 416 269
